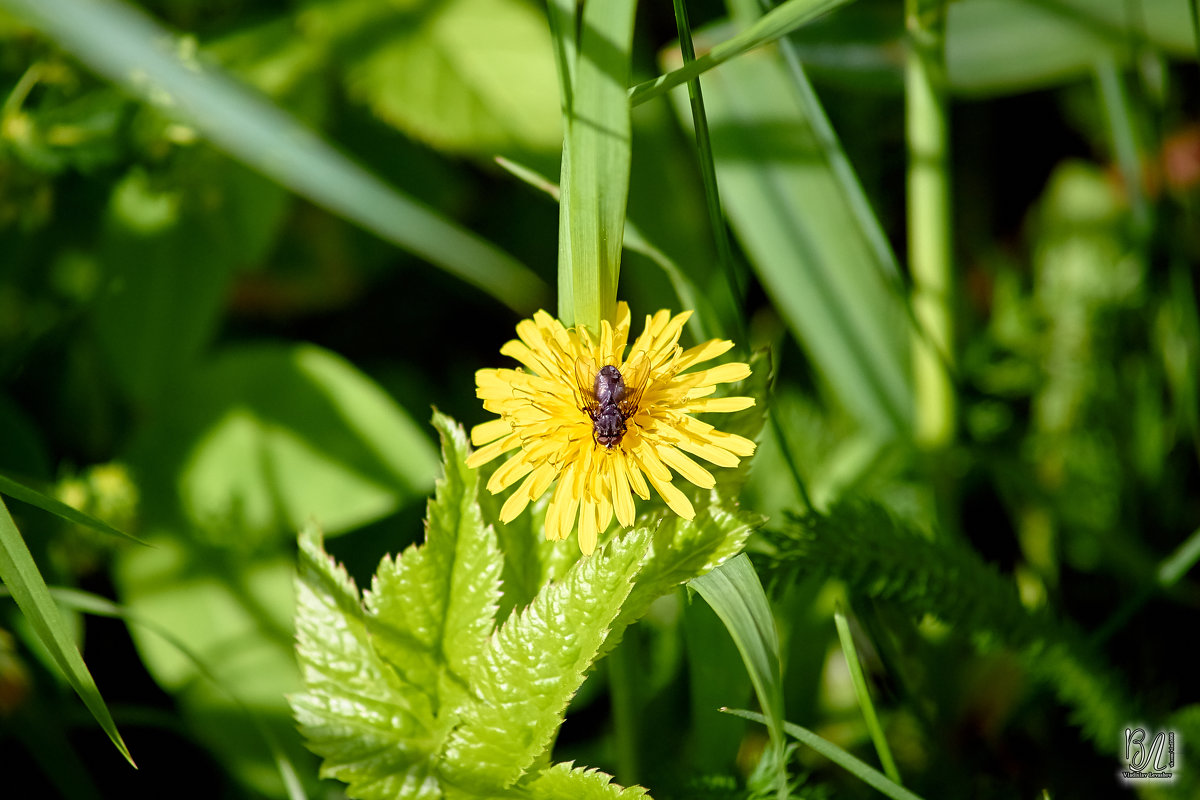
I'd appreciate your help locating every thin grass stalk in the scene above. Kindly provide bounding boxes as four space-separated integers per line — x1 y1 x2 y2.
671 0 745 337
905 0 955 448
1093 525 1200 644
834 604 901 783
763 0 901 284
1094 57 1150 237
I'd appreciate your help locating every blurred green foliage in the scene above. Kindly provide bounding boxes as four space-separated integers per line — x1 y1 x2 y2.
2 0 1199 798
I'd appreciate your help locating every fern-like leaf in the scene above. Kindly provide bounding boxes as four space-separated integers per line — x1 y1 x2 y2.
762 501 1137 751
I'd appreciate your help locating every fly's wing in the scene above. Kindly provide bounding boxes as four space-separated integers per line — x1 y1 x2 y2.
618 350 652 418
574 356 600 415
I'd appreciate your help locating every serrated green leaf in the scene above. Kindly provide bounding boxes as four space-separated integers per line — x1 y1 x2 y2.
440 527 651 790
292 525 442 800
481 492 582 622
472 458 581 621
366 412 503 710
600 501 761 659
520 761 648 800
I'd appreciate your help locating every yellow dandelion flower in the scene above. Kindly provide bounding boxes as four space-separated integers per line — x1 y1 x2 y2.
466 302 757 555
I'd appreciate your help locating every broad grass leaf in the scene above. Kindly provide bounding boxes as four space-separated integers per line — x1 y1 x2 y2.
691 554 786 798
946 0 1197 95
673 46 911 437
439 527 651 790
556 0 635 330
5 0 547 314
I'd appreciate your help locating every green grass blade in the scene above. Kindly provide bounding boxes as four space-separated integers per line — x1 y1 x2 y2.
0 497 134 766
0 473 145 546
674 43 911 436
630 0 852 106
690 554 787 800
557 0 637 332
833 604 900 783
1095 525 1200 643
1159 525 1200 587
43 587 309 800
1192 0 1200 65
1 0 548 314
724 708 927 800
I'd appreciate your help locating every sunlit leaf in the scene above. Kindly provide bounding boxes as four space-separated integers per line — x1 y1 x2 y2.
126 343 439 546
308 0 560 155
440 526 650 790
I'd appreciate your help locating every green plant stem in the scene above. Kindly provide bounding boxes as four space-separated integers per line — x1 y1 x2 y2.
905 0 955 448
608 630 641 786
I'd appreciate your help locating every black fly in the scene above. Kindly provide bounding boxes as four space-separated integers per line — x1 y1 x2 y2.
591 365 628 447
579 359 648 449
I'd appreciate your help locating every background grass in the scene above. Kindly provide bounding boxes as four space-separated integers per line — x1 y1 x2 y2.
2 0 1199 798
